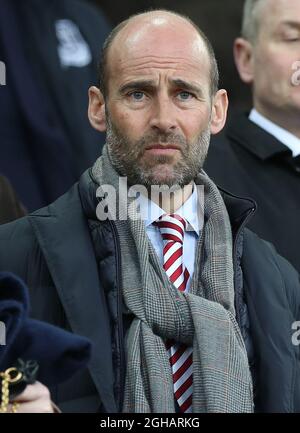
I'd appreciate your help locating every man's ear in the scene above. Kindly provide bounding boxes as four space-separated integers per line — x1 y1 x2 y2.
210 89 228 135
234 37 254 84
88 86 107 132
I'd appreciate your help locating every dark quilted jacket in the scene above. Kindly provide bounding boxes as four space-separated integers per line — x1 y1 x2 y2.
0 168 299 412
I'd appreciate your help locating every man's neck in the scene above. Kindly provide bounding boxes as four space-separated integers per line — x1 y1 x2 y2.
253 103 300 139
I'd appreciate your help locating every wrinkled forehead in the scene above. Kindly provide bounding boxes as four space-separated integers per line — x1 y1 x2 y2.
107 14 210 77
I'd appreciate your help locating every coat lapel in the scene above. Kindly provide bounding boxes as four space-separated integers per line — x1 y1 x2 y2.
29 183 117 412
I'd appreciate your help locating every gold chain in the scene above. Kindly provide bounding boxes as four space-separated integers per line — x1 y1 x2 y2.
11 402 20 413
0 368 23 413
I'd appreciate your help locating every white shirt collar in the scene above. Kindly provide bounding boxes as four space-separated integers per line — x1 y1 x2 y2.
249 108 300 157
137 184 201 235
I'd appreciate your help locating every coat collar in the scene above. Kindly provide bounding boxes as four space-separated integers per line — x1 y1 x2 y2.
227 112 292 161
28 178 117 412
218 186 257 239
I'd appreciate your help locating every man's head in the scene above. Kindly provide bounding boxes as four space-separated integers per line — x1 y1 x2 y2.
235 0 300 128
88 10 228 187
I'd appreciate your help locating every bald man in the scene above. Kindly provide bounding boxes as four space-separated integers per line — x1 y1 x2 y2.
0 10 299 413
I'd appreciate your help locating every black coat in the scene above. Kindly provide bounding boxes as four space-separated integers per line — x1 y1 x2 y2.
204 112 300 273
0 169 299 412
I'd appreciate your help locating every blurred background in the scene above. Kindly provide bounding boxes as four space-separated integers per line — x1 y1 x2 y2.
0 0 250 215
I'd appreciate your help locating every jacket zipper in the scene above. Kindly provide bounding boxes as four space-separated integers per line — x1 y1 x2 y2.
109 219 125 412
232 207 256 327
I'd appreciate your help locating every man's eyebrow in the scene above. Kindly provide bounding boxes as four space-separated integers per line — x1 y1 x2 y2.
170 79 204 96
118 78 205 98
119 80 156 94
279 21 300 30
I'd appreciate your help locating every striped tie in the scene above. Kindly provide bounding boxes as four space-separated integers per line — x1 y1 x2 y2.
154 214 193 413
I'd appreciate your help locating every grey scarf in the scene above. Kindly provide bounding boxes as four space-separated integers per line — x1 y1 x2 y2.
92 145 254 413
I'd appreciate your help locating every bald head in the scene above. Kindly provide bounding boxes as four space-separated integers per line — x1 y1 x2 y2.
98 10 219 98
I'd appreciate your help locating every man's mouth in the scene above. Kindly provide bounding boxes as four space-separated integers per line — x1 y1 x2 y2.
144 144 181 155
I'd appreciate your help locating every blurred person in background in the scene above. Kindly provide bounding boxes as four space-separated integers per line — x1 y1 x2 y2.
205 0 300 272
0 0 111 212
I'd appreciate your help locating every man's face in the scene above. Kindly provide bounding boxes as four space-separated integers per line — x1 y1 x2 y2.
103 16 215 187
251 0 300 118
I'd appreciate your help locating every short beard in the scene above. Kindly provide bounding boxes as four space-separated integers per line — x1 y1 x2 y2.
106 115 211 188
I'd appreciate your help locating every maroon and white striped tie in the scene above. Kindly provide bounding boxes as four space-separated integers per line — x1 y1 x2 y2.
155 214 193 413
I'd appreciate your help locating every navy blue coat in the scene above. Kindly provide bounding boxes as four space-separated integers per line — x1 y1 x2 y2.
0 169 299 412
0 272 92 387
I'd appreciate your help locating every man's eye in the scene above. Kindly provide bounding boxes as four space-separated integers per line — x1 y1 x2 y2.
177 91 194 101
283 33 300 42
129 91 145 101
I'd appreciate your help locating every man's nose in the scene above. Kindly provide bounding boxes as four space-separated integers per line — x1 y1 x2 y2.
149 95 177 133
